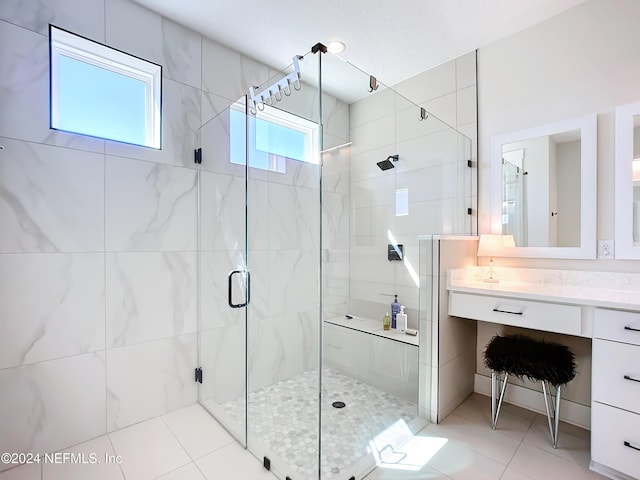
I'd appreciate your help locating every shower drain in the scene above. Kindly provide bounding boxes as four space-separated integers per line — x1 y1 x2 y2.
331 401 346 409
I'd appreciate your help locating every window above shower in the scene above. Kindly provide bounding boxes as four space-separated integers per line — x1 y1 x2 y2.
229 102 319 173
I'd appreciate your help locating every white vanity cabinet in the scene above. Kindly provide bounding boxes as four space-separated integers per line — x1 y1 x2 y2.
591 308 640 480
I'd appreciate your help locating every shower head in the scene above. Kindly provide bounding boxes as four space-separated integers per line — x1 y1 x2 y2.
377 155 399 171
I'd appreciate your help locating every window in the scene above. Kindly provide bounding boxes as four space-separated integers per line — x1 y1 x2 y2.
230 103 318 172
49 25 162 149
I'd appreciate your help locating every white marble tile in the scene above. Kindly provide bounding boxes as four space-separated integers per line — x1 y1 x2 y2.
105 0 200 88
395 60 456 105
349 115 396 157
109 417 190 480
199 172 269 252
0 0 105 39
198 327 245 405
196 442 277 480
43 435 124 480
106 334 197 431
457 86 477 126
0 352 106 461
370 335 419 402
323 192 350 250
202 38 270 101
366 465 451 479
268 183 320 250
0 22 104 152
156 463 205 480
106 251 196 347
0 137 104 253
105 157 197 251
0 463 40 479
322 94 350 141
422 93 458 129
321 145 350 195
268 158 319 189
350 88 396 129
268 249 319 317
456 52 477 90
105 79 200 168
162 404 235 460
0 253 104 369
201 91 234 128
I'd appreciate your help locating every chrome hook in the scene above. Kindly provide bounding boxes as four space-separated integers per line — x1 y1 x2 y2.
368 75 378 93
283 79 293 96
293 73 302 91
256 102 265 112
274 85 283 101
419 107 428 121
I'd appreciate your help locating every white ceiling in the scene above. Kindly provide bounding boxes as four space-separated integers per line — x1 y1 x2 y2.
134 0 586 95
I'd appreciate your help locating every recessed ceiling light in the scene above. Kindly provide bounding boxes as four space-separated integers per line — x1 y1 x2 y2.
327 41 346 54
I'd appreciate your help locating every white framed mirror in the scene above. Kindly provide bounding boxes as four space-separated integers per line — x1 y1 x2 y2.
614 101 640 259
490 114 597 258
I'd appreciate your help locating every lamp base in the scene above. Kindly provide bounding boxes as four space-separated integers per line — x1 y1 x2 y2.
482 277 499 283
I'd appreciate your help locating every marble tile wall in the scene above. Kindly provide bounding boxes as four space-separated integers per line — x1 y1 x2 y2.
1 0 350 467
347 51 477 329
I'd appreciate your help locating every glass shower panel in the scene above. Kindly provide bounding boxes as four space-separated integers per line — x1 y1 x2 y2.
197 98 250 445
244 52 323 480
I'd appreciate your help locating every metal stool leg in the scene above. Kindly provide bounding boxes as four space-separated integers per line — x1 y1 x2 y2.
491 371 509 430
541 381 562 448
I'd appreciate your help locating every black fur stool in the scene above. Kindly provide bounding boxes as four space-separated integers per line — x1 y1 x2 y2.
483 334 576 448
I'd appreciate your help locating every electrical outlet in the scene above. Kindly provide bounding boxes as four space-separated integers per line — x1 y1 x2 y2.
598 240 614 258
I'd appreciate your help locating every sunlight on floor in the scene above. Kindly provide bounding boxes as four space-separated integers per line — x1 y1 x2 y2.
369 419 448 471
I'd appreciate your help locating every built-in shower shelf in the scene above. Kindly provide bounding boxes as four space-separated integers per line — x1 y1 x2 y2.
324 317 419 346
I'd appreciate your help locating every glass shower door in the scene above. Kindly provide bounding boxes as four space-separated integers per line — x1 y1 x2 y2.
197 98 250 446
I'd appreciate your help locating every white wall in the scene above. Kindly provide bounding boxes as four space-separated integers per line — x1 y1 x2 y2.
476 0 640 408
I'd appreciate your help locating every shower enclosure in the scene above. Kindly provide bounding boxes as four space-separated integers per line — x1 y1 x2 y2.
196 46 473 480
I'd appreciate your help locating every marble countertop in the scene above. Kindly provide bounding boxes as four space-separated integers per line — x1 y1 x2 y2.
324 316 419 346
447 267 640 311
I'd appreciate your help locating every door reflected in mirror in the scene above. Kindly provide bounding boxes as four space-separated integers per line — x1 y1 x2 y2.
501 129 581 247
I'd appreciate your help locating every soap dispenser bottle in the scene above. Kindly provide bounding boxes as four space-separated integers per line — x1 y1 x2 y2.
396 306 407 332
383 312 391 331
391 294 401 329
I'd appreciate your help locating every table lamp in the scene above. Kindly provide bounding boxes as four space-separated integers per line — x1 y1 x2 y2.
477 234 514 283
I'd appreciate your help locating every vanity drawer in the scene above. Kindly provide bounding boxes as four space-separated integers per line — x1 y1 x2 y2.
592 402 640 480
592 339 640 413
594 308 640 346
448 292 582 336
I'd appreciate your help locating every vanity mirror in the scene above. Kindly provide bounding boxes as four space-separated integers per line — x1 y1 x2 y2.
490 114 597 258
614 101 640 259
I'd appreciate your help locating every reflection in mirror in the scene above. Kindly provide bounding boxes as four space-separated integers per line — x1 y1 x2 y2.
614 102 640 259
501 129 581 247
491 114 596 259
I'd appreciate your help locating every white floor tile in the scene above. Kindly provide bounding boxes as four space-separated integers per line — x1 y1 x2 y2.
0 463 40 480
196 443 277 480
109 417 191 480
522 414 591 467
155 463 206 480
162 404 235 460
452 394 536 442
509 443 607 480
426 439 506 480
499 467 535 480
365 464 452 479
43 435 124 480
424 414 519 465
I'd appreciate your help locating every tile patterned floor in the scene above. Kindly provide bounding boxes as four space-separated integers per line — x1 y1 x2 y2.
0 393 608 480
220 368 420 479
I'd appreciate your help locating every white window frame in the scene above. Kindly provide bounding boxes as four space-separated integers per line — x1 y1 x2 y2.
49 25 162 149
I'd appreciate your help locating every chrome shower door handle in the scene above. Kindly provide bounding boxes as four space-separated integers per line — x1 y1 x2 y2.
228 269 250 308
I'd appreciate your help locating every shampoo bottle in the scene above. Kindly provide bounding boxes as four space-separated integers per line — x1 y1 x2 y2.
396 306 407 332
391 294 401 329
383 312 391 331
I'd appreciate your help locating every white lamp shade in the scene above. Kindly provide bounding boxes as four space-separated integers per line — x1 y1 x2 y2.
477 234 514 257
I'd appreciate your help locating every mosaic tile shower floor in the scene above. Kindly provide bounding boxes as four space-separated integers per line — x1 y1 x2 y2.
220 368 420 479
